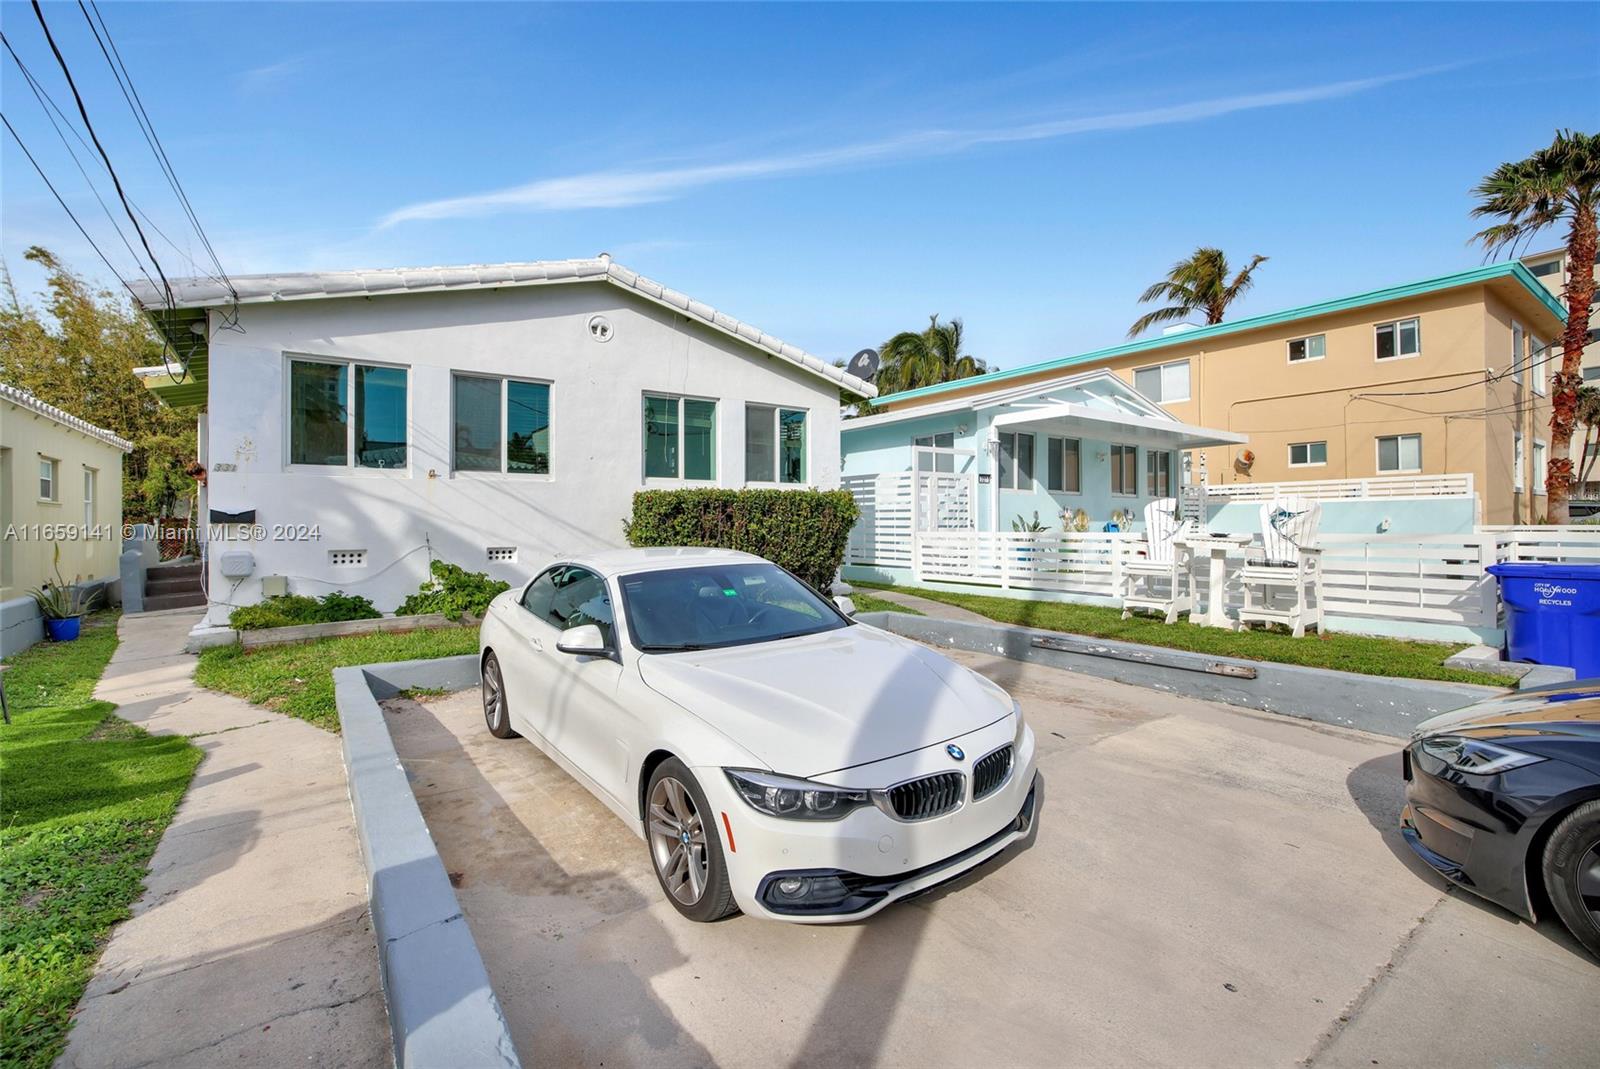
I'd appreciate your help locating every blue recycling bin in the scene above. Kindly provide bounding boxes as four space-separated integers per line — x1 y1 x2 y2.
1486 562 1600 678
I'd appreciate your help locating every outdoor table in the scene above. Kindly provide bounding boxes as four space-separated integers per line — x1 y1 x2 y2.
1176 533 1253 629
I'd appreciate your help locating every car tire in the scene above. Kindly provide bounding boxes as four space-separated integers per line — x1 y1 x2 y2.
645 758 738 923
480 651 519 739
1541 799 1600 961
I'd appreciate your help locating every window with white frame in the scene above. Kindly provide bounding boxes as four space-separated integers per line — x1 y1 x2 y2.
38 456 58 501
1531 336 1547 395
1046 436 1080 493
913 431 955 473
997 432 1034 490
1146 451 1172 497
1133 359 1191 403
1533 440 1546 494
1375 318 1421 360
1287 334 1326 363
643 393 716 481
1511 322 1524 383
1289 441 1328 467
1513 433 1525 492
83 467 97 530
1110 443 1138 495
451 374 551 475
1376 433 1422 473
289 357 409 468
745 404 806 484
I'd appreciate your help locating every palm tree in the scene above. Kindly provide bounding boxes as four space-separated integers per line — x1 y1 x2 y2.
1575 384 1600 497
877 315 989 395
1472 129 1599 523
1127 247 1268 338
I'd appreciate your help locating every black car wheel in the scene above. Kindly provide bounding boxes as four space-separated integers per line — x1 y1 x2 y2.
1541 799 1600 960
645 758 738 923
481 651 519 739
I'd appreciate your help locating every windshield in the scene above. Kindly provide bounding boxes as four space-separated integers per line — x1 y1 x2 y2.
619 562 849 652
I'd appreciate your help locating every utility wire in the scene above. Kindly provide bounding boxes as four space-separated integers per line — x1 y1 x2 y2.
30 0 174 310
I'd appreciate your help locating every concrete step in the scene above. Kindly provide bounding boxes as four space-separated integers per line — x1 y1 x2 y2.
142 591 208 611
148 562 202 581
146 575 203 596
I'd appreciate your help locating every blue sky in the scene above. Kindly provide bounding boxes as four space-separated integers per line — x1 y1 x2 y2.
3 2 1596 374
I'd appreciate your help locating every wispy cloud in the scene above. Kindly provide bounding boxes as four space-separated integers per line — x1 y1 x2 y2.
238 56 308 93
378 69 1445 228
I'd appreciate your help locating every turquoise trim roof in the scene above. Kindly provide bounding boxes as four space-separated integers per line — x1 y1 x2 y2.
875 261 1567 407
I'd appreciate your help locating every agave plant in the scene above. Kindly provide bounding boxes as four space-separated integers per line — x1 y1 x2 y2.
28 544 100 620
1012 511 1048 533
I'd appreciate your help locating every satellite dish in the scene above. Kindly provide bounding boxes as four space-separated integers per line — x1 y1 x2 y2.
845 348 881 381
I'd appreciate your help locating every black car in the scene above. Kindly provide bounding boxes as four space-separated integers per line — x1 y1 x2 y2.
1401 680 1600 960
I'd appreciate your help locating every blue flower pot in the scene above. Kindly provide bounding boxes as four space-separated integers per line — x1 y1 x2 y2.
44 616 82 642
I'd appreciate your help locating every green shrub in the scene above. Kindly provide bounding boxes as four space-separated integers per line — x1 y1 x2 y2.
227 591 379 631
623 488 859 591
397 560 510 621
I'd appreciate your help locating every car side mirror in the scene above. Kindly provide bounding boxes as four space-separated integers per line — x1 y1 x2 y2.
833 595 857 618
556 623 609 656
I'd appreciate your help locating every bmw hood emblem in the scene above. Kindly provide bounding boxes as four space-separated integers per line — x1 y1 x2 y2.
946 744 965 761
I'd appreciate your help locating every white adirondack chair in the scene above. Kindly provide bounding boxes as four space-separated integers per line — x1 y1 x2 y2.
1237 497 1323 637
1121 498 1192 624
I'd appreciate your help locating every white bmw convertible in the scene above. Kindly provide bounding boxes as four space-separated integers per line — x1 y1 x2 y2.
477 547 1039 922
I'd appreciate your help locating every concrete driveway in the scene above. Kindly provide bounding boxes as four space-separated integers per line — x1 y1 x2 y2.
385 646 1600 1068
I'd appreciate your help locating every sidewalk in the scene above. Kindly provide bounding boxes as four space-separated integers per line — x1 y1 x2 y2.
860 586 993 623
58 610 389 1068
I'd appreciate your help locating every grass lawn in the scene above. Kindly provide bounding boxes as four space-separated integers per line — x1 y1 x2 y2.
849 591 924 616
1 614 202 1069
852 582 1518 686
195 625 482 731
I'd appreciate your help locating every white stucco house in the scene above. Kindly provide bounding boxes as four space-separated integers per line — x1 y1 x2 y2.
130 257 875 627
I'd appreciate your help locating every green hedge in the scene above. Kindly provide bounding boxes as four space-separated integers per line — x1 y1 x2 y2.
228 591 379 631
624 489 859 591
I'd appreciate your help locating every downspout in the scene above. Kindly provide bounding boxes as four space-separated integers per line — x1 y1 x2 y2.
986 423 1000 534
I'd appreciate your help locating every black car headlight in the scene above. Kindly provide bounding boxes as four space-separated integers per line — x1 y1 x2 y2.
1419 735 1546 775
725 769 872 821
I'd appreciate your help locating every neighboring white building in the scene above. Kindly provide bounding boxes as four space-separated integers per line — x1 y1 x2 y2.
131 257 875 627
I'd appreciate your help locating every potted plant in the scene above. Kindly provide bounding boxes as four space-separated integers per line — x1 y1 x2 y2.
29 545 101 642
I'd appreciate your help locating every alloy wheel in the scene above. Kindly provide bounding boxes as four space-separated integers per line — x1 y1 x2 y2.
648 776 709 906
1581 841 1600 923
481 656 505 731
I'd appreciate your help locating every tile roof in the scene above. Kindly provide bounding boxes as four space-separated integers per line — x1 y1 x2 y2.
1 383 135 452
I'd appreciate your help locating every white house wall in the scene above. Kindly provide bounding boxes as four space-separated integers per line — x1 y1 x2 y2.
200 281 842 624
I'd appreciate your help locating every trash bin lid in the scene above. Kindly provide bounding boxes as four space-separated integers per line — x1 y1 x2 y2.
1487 562 1600 580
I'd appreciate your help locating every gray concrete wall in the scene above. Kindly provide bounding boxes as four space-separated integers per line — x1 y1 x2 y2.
0 596 43 658
857 611 1503 738
333 655 520 1069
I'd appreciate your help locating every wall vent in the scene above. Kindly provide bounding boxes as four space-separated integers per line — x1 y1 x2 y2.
486 546 517 564
329 549 367 568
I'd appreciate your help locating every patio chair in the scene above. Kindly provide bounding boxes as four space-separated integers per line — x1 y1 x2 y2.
1237 497 1323 637
1120 498 1192 624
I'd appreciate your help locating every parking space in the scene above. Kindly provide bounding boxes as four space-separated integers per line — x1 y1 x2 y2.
385 647 1600 1068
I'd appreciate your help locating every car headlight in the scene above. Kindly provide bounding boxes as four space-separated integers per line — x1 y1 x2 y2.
1418 735 1545 775
724 769 872 821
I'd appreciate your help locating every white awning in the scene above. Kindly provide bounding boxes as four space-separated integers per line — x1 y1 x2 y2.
987 401 1246 450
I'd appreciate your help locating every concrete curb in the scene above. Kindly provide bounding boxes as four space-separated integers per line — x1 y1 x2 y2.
857 611 1504 738
333 655 520 1069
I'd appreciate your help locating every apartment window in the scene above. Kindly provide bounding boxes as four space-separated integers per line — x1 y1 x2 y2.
38 456 58 501
1289 441 1328 467
1146 451 1172 497
1511 322 1524 383
83 468 97 529
1531 336 1547 396
1287 334 1326 363
914 432 955 473
1529 258 1562 278
1046 436 1080 493
1133 359 1190 403
452 374 551 475
645 394 716 481
1513 433 1525 492
1375 318 1421 360
1110 443 1138 496
997 432 1034 490
1376 433 1422 473
1586 365 1600 383
1533 440 1547 495
290 358 409 468
745 404 806 484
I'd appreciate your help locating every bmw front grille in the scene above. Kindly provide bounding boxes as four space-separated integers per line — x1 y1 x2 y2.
971 744 1014 801
881 771 965 821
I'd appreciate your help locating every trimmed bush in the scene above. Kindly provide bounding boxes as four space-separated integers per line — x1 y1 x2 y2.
624 488 859 591
396 560 510 621
228 591 380 631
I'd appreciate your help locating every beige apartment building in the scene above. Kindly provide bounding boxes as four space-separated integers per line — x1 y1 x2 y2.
872 262 1566 524
1522 247 1599 498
